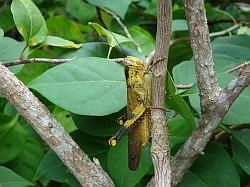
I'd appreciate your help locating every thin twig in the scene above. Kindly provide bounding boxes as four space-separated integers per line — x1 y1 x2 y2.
209 24 240 37
3 57 76 67
101 8 142 53
226 61 250 73
176 84 192 89
147 23 241 66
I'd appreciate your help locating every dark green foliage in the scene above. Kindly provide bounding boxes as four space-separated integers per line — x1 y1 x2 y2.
0 0 249 186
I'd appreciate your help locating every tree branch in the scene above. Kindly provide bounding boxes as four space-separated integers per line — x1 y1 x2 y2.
149 0 172 186
170 0 250 185
184 0 222 112
226 61 250 73
209 23 240 37
0 64 114 187
171 69 250 185
3 57 76 67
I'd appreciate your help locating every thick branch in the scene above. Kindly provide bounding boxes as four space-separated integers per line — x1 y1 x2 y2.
3 57 75 67
184 0 222 112
171 70 250 185
149 0 172 186
170 0 250 185
0 64 114 187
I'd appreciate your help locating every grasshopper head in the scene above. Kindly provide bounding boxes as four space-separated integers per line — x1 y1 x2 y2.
124 56 147 71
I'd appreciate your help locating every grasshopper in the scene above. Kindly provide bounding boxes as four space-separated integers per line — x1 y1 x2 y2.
109 56 151 171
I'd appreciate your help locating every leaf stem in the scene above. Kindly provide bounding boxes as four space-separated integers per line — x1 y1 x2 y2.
19 44 28 58
107 46 112 59
219 124 232 134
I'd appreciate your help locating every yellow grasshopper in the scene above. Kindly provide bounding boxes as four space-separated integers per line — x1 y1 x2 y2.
109 56 151 171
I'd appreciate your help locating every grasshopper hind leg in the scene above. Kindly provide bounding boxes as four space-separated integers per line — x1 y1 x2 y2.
128 123 142 171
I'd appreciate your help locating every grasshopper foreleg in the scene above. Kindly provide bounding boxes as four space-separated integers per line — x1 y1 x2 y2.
108 105 148 146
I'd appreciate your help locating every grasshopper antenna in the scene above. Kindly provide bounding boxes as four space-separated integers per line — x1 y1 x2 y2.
110 31 128 57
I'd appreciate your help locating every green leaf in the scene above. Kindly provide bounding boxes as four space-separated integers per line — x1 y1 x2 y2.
53 107 77 132
71 108 125 137
16 63 51 85
11 0 48 46
172 19 188 32
232 129 250 175
16 49 55 84
0 166 33 187
0 37 26 73
179 143 240 187
166 72 195 127
168 42 193 72
168 117 194 148
63 42 143 59
66 0 96 23
29 57 126 116
237 26 250 36
35 130 109 185
86 0 132 19
35 150 80 186
0 114 17 134
89 22 130 47
0 38 24 58
173 35 250 125
107 137 152 187
46 16 85 43
64 42 112 58
0 115 26 164
0 7 15 32
0 28 3 42
130 26 155 55
43 35 82 49
145 0 157 17
7 135 44 181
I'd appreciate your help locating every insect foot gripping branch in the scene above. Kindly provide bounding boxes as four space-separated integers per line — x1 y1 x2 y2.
108 56 152 171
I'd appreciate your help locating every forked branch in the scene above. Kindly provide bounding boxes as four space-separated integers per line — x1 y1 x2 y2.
171 0 250 185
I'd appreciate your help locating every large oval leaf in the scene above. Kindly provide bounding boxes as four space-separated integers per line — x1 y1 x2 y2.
107 137 152 187
232 129 250 175
89 22 130 48
29 57 126 116
0 115 26 164
7 118 44 181
0 28 3 41
46 16 85 43
43 36 82 49
66 0 96 23
71 108 125 137
0 37 26 73
130 25 155 56
0 166 33 187
11 0 48 46
173 35 250 125
179 143 240 187
86 0 132 19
